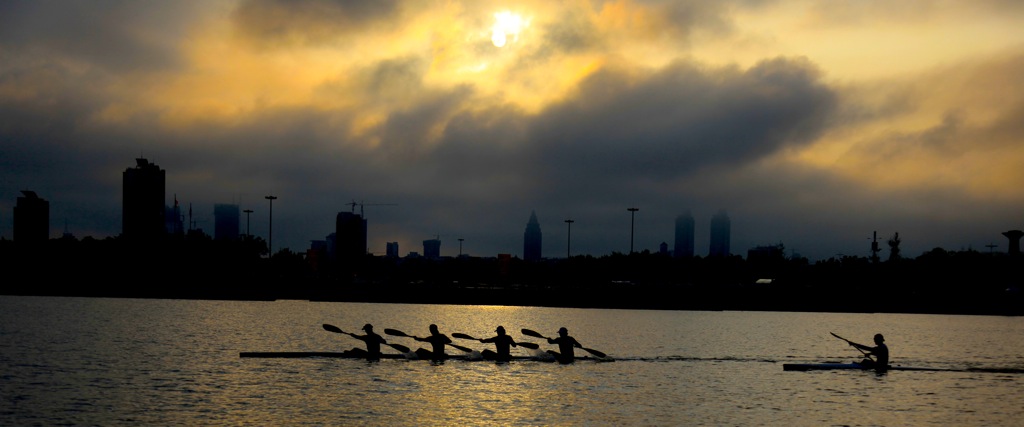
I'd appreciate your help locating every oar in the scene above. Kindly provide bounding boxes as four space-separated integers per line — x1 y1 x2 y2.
322 324 411 353
384 328 475 353
831 332 870 359
452 332 540 350
521 328 607 358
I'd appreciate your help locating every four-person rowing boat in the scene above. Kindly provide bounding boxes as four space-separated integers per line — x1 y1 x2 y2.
238 351 610 362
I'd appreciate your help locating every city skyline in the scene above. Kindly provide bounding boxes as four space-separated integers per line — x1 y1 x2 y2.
2 1 1023 262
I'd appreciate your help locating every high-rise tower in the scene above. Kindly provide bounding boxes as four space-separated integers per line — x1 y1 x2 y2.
709 210 731 257
336 211 367 272
674 211 695 258
423 238 441 259
13 190 49 245
524 210 542 261
122 158 166 242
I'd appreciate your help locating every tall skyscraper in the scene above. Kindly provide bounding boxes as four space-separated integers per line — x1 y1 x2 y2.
673 211 695 258
709 210 731 257
214 204 240 241
386 242 399 258
122 158 166 241
13 190 48 245
423 238 441 259
336 211 367 266
524 210 542 261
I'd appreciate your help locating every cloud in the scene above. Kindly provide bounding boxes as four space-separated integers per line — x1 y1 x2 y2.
232 0 402 46
0 0 202 72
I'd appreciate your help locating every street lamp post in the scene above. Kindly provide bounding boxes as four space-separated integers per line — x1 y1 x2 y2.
627 207 639 254
458 238 464 256
265 196 277 255
564 219 574 258
243 209 253 237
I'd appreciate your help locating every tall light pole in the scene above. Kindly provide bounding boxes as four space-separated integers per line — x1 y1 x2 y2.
564 219 574 258
458 238 464 256
265 195 277 255
243 209 253 237
627 207 639 254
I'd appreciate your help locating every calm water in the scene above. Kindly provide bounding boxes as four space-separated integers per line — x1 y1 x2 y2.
1 296 1022 426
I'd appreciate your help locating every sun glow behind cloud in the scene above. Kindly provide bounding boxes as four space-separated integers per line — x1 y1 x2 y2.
491 11 529 48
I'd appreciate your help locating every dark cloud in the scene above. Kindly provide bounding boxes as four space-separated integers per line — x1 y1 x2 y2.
528 57 836 185
232 0 401 46
0 0 199 72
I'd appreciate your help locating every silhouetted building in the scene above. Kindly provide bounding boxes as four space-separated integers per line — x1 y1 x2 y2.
709 210 731 257
423 238 441 259
674 211 695 258
335 212 367 271
386 242 399 258
214 204 240 241
747 244 785 262
1004 230 1023 256
123 158 166 241
524 210 542 261
13 190 48 245
659 242 669 255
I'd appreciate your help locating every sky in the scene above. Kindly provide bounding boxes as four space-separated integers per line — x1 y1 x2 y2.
2 0 1024 262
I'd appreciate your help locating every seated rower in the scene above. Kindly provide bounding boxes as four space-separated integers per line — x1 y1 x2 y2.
849 333 889 371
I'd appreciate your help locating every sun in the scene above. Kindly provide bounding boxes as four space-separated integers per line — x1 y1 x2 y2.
491 11 529 48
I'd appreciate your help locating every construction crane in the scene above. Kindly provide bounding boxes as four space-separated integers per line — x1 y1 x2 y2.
347 200 397 217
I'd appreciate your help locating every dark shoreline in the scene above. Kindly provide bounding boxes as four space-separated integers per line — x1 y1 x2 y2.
5 281 1021 317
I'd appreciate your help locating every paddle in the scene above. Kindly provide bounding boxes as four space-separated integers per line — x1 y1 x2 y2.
384 328 475 353
322 324 411 353
452 332 540 350
521 328 607 358
831 332 871 359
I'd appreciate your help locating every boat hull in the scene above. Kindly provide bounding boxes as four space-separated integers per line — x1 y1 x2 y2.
783 362 953 372
239 351 610 362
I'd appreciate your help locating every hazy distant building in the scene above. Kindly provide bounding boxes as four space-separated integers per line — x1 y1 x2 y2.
659 242 669 255
123 158 166 241
386 242 399 258
165 197 184 236
423 238 441 259
1004 230 1024 256
524 210 542 261
673 211 695 258
214 204 240 241
335 212 367 272
325 232 336 260
13 190 48 245
709 210 731 257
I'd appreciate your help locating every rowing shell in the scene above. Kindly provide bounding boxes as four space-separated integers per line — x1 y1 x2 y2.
783 362 953 372
239 351 613 362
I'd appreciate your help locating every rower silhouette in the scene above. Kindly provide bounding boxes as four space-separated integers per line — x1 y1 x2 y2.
849 333 889 371
547 327 582 364
479 326 518 362
414 324 452 361
344 324 387 360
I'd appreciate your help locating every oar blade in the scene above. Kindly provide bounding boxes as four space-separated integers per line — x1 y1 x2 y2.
448 342 475 353
582 347 607 358
322 324 344 334
389 343 411 353
452 333 476 340
521 329 546 339
518 342 540 350
384 328 409 337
